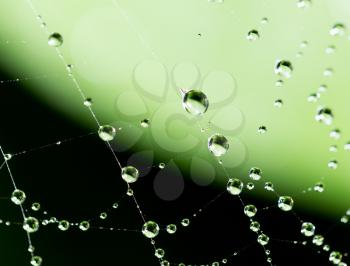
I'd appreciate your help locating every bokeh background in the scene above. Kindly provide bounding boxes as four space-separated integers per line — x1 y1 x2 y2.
0 0 349 265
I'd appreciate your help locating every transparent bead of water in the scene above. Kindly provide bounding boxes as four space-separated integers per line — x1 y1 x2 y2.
28 245 35 253
249 167 262 180
300 41 308 48
274 99 283 108
323 68 334 77
4 153 12 160
264 182 274 191
158 163 165 169
330 129 341 140
250 221 260 232
325 45 336 54
140 118 150 128
328 160 338 169
307 93 320 102
160 261 170 266
301 222 315 237
142 221 160 238
312 235 324 246
166 224 177 234
275 60 293 78
30 256 42 266
323 244 330 251
313 182 324 192
31 202 41 211
247 30 259 41
329 251 343 265
11 189 26 205
79 221 90 231
275 80 284 87
98 125 116 141
297 0 311 9
83 98 93 107
344 142 350 151
258 126 267 134
330 23 346 37
126 188 134 196
329 145 338 152
121 166 139 183
155 248 165 259
318 84 328 93
58 220 70 231
23 217 40 233
181 218 190 227
208 133 229 157
257 234 269 245
182 89 209 116
227 178 244 195
315 107 333 125
261 17 268 24
48 32 63 47
278 196 294 211
247 182 255 190
244 205 257 217
100 212 107 220
112 202 119 209
340 215 348 224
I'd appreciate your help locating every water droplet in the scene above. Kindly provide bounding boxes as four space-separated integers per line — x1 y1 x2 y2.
325 45 336 54
155 248 165 259
98 125 116 141
181 218 190 227
112 202 119 209
249 167 262 181
23 217 40 233
227 178 243 195
31 202 41 211
329 251 343 265
312 235 324 246
340 215 349 224
28 245 35 253
307 93 320 103
99 212 107 220
275 80 284 87
48 32 63 47
318 85 328 93
275 60 293 78
247 30 260 41
126 188 134 196
208 133 229 157
160 260 170 266
182 89 209 116
58 220 70 231
330 23 346 37
344 142 350 151
258 126 267 134
140 119 150 128
166 224 177 234
315 107 333 125
314 182 324 192
79 221 90 231
11 189 26 205
244 204 257 217
264 182 274 191
300 41 308 48
329 145 338 152
158 163 165 169
257 234 269 245
328 160 338 169
247 182 255 190
323 68 334 77
30 256 42 266
301 222 315 237
83 98 93 107
330 129 341 140
278 196 294 211
274 99 283 108
121 166 139 183
142 221 160 238
297 0 311 9
250 221 260 232
261 17 269 24
4 153 12 160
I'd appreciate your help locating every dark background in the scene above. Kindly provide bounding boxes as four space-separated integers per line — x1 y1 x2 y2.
0 68 349 266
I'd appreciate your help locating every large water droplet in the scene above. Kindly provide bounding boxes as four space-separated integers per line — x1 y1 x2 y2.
208 133 229 157
121 166 139 183
330 23 346 37
275 60 293 78
301 222 315 237
278 196 294 211
227 178 243 195
98 125 116 141
247 30 260 41
315 107 333 125
142 221 160 238
23 217 40 233
182 89 209 116
48 33 63 47
11 189 26 205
